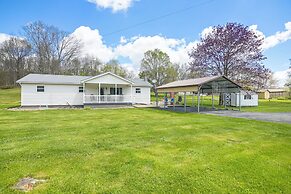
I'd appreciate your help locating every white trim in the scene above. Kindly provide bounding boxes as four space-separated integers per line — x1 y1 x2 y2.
81 72 134 84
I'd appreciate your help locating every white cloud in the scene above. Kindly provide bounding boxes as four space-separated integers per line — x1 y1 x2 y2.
273 68 290 87
71 26 114 62
114 35 197 68
250 22 291 50
119 36 127 44
0 33 11 44
249 25 265 38
71 27 198 72
200 26 213 38
87 0 136 12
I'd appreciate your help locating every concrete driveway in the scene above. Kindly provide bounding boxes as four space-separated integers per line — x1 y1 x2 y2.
202 110 291 124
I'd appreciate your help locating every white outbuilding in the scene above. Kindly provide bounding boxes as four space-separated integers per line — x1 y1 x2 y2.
230 91 258 107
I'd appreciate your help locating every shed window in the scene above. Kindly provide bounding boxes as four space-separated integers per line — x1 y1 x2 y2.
135 88 141 93
244 94 252 100
37 86 44 92
79 86 84 93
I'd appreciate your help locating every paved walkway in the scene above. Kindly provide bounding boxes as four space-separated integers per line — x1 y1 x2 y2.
202 110 291 124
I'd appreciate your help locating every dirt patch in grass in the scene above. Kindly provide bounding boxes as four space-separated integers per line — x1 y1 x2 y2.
13 177 46 192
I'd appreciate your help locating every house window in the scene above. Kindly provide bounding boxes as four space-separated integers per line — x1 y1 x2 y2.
79 86 84 93
110 88 123 95
244 94 252 100
117 88 122 95
135 88 141 93
37 86 44 92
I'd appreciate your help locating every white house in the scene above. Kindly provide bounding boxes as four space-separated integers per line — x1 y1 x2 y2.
16 72 152 107
230 91 258 107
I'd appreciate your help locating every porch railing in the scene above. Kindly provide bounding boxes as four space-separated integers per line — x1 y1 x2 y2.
84 95 132 104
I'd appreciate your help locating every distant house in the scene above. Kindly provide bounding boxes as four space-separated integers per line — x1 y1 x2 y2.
257 88 288 99
16 72 152 107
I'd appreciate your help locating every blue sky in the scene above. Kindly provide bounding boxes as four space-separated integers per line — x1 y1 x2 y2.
0 0 290 84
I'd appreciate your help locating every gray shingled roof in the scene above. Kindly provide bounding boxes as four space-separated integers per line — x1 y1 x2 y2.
16 74 91 84
157 76 221 89
131 78 152 87
16 73 152 87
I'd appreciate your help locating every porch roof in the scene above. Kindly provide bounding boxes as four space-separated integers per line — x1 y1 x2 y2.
81 72 134 84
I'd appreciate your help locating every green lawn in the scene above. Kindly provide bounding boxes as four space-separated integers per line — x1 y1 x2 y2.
0 88 291 193
0 88 20 109
243 99 291 112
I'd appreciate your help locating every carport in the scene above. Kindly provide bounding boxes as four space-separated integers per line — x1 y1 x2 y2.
156 75 242 112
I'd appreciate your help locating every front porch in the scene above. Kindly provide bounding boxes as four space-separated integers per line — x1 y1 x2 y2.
82 83 133 105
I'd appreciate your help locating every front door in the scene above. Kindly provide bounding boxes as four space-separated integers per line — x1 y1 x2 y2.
100 88 104 95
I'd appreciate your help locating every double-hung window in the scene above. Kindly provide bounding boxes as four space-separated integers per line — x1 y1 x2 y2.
37 86 44 92
79 86 84 93
135 88 141 93
110 88 123 95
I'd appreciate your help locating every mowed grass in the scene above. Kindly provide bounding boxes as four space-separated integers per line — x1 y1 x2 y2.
243 99 291 112
0 88 20 109
0 88 291 193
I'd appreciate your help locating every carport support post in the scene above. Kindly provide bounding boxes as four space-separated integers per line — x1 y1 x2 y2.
197 90 200 113
184 92 187 112
173 94 176 111
192 93 194 107
239 90 241 111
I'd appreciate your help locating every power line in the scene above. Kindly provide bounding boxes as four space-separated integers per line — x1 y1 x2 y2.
103 0 216 37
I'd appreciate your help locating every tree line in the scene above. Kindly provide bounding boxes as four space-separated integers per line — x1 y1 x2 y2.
1 21 284 91
0 21 134 87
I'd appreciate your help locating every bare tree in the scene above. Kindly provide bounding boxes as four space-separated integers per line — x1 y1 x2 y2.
266 72 279 88
23 21 81 74
0 37 31 85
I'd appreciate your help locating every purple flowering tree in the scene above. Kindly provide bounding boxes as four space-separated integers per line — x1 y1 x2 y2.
189 23 270 89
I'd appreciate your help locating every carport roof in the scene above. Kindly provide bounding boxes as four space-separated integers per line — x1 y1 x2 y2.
157 76 221 89
157 75 242 93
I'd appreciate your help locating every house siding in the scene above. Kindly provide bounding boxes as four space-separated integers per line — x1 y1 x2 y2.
231 93 258 107
133 86 151 104
20 84 151 106
20 83 83 106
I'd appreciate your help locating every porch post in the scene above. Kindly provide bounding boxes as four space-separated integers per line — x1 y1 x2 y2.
98 83 101 103
115 84 117 103
224 93 227 109
184 92 186 112
130 84 133 104
83 82 85 104
239 90 241 111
